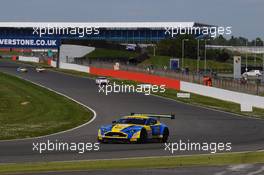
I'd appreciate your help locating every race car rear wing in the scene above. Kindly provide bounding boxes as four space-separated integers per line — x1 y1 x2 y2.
131 113 175 119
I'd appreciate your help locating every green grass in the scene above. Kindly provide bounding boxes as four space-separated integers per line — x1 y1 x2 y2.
140 55 233 71
0 72 93 140
86 48 138 59
0 151 263 174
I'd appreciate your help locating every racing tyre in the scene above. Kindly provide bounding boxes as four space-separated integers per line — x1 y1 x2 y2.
138 129 148 143
161 128 169 143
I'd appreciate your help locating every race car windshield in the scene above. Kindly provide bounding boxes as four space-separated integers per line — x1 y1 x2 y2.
117 118 147 125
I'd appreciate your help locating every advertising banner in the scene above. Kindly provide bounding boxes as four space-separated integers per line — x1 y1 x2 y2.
0 38 60 48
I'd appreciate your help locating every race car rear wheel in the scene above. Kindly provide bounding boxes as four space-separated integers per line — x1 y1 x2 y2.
138 129 148 143
161 128 169 143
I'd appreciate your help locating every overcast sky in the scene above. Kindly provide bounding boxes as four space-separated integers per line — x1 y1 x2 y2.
0 0 263 40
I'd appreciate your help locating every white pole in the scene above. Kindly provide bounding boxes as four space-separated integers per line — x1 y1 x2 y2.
262 38 264 72
182 39 184 70
246 41 248 72
204 40 207 71
197 39 200 73
255 39 257 67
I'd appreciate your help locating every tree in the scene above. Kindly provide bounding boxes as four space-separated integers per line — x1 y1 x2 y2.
156 34 197 59
206 49 231 62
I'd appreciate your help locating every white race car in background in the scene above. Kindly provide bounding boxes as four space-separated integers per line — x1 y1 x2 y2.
96 77 109 85
16 67 28 72
242 70 262 77
35 67 46 72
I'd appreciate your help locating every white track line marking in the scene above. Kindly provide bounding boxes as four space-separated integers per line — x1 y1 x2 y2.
247 166 264 175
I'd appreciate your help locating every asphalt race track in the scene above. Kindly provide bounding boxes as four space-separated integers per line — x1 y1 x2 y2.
0 60 264 164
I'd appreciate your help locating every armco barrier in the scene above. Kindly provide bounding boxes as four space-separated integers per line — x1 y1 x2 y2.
181 81 264 110
18 56 39 63
89 67 180 90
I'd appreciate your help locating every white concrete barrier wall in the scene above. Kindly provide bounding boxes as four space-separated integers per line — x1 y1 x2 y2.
180 81 264 110
60 62 89 73
50 60 57 68
18 56 39 63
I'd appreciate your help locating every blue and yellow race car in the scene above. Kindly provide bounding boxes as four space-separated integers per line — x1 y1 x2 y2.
98 113 175 143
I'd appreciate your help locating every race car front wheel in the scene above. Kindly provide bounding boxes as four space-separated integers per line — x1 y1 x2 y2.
138 129 148 143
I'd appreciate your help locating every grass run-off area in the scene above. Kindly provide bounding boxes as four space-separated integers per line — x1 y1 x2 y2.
0 72 93 140
0 151 263 174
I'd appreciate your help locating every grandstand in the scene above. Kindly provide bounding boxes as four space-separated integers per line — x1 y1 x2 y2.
0 22 212 47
